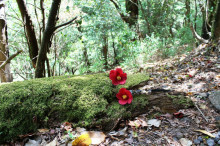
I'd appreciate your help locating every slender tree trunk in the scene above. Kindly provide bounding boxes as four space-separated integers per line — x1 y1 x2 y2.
35 0 61 78
103 35 108 69
111 33 118 65
212 0 220 42
0 0 12 82
185 0 190 26
202 0 217 39
77 20 90 67
16 0 39 68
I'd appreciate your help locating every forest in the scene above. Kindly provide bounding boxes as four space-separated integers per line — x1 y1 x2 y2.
0 0 219 145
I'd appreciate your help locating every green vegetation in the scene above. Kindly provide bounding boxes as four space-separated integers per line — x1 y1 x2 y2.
0 73 148 142
4 0 217 80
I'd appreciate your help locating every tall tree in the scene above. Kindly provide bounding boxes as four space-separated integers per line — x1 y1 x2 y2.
0 0 11 82
211 0 220 42
0 0 23 82
16 0 39 68
201 0 217 40
16 0 77 78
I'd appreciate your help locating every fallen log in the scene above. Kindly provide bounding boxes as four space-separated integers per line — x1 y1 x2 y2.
0 73 192 143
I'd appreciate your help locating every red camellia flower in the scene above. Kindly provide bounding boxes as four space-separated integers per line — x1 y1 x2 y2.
116 88 133 105
109 68 127 85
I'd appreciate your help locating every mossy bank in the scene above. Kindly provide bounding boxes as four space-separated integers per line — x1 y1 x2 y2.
0 73 149 143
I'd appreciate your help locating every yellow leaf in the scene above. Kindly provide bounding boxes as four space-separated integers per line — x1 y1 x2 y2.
186 92 194 96
72 133 91 146
194 130 215 138
178 76 182 79
149 78 154 80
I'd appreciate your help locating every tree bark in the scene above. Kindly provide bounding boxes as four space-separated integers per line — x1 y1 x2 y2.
16 0 39 68
202 0 217 40
211 0 220 42
103 35 108 69
35 0 61 78
0 0 12 82
185 0 190 25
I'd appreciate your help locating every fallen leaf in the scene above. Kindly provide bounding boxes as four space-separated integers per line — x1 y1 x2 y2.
87 131 106 145
76 127 86 133
147 119 161 127
46 137 58 146
194 130 215 138
62 122 72 131
173 112 184 118
72 131 106 146
38 129 49 133
128 117 148 127
72 133 91 146
109 127 127 137
179 138 192 146
186 92 194 96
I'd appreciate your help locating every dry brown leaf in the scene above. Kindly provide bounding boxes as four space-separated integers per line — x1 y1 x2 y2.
194 130 215 138
38 129 49 133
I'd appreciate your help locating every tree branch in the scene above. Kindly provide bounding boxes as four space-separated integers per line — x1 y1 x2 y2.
54 17 77 30
190 24 209 43
0 50 23 69
109 0 129 24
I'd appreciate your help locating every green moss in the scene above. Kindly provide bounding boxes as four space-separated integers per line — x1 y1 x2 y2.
0 73 149 143
166 93 193 108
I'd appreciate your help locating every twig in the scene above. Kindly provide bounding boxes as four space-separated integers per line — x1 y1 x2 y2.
54 17 77 31
15 69 27 80
108 135 120 141
194 103 209 122
109 116 121 132
0 50 23 69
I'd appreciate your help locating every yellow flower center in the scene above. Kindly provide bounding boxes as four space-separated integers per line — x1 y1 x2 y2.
122 95 127 100
117 76 121 80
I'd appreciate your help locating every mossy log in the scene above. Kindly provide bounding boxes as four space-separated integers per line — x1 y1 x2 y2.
0 73 192 143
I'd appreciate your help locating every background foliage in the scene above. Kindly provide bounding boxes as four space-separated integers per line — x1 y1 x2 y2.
6 0 205 81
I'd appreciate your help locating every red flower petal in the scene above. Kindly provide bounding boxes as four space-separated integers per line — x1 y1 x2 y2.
173 112 184 118
119 99 127 105
116 68 123 74
109 70 116 80
116 92 123 100
127 97 133 104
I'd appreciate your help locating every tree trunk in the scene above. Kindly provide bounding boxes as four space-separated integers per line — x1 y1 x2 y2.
202 0 217 40
0 0 12 82
16 0 39 68
103 35 108 69
35 0 61 78
126 0 138 27
185 0 190 26
212 0 220 42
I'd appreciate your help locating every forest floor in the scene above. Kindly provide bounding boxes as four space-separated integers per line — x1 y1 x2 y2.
12 44 220 146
